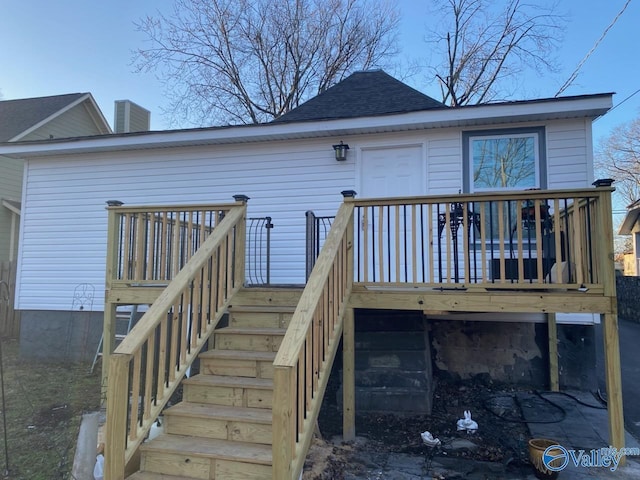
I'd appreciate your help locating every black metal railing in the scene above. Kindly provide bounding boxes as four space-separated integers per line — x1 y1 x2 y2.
305 211 335 280
246 216 273 285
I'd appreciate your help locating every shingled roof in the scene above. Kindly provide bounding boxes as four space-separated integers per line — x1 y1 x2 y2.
273 70 446 123
0 92 88 142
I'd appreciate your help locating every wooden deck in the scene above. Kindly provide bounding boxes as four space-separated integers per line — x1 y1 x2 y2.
101 185 624 479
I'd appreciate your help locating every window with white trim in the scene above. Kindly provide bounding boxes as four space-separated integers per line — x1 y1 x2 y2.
462 128 547 250
463 127 546 193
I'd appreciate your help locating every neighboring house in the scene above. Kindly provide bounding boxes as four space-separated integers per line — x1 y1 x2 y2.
0 71 623 479
0 93 112 262
618 199 640 275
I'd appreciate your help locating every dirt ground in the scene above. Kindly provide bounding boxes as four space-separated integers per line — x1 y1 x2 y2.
0 339 102 480
305 378 534 479
0 337 539 479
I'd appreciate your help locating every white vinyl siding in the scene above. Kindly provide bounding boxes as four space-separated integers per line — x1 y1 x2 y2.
21 103 105 141
546 119 590 189
17 138 356 310
427 133 462 195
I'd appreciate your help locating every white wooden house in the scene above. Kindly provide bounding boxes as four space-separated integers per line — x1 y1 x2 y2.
0 71 623 480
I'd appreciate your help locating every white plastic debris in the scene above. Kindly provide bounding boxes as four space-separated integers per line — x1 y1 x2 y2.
456 410 478 433
148 417 164 441
421 431 441 447
93 454 104 480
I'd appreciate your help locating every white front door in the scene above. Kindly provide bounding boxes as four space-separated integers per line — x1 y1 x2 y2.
359 146 426 282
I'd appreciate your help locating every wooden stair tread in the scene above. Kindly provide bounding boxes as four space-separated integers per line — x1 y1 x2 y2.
127 472 196 480
217 327 287 335
141 433 272 465
164 402 272 423
199 349 276 361
183 374 273 389
228 304 296 313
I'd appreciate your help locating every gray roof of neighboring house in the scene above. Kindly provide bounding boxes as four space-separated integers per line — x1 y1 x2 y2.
273 70 446 123
0 92 88 142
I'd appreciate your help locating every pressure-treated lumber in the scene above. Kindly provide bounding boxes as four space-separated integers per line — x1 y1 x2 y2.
548 313 559 392
343 307 355 441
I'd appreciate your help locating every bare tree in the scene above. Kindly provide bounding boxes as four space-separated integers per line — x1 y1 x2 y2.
596 117 640 206
425 0 565 106
134 0 399 126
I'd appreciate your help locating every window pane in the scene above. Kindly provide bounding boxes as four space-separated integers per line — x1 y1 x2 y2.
472 136 536 190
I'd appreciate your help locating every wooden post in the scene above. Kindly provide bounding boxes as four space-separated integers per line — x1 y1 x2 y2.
232 195 249 288
594 180 625 459
104 354 130 480
103 201 123 400
547 313 559 392
272 366 294 480
343 307 355 441
603 313 625 460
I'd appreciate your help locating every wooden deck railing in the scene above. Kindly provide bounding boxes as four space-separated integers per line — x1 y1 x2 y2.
272 195 355 480
352 185 615 291
107 202 238 284
104 201 247 480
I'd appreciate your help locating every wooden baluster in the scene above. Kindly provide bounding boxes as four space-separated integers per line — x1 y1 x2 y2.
412 204 417 283
534 200 544 284
123 213 133 281
144 336 155 421
463 203 470 284
553 199 562 284
480 203 487 282
428 204 435 283
516 202 525 283
129 350 142 442
135 213 146 281
147 213 156 280
362 208 369 282
497 202 506 283
395 205 400 282
160 211 169 281
378 206 384 282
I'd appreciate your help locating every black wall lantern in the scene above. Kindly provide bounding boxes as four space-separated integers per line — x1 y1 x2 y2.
332 141 350 161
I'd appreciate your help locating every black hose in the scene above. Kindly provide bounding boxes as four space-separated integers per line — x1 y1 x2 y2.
483 391 566 424
534 390 607 410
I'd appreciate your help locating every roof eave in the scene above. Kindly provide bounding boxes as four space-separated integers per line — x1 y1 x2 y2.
619 207 640 235
0 94 612 159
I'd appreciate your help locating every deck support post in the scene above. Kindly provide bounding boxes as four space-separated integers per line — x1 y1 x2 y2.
603 313 625 462
343 307 355 441
547 313 559 391
593 180 624 461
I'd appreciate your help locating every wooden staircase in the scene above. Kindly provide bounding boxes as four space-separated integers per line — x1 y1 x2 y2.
126 287 302 480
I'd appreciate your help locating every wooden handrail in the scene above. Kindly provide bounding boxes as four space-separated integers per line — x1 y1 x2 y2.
104 203 246 480
352 187 610 207
272 200 354 479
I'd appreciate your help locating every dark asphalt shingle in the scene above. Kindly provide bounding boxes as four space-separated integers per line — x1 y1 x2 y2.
273 70 446 123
